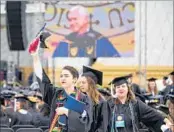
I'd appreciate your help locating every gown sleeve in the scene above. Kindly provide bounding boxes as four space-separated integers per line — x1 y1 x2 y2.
36 69 57 106
94 100 111 132
137 100 165 132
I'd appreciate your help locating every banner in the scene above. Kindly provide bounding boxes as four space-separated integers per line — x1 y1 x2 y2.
44 1 135 58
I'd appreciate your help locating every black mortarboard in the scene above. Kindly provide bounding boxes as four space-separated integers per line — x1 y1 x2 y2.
15 94 28 102
3 94 13 100
169 71 174 75
82 66 103 85
39 32 51 48
163 76 168 80
157 104 169 115
1 89 15 100
147 77 157 82
109 75 130 86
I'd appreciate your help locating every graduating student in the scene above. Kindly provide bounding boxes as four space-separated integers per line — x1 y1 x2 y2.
78 66 105 132
96 75 172 132
29 39 92 132
2 94 33 126
146 77 159 96
0 94 11 126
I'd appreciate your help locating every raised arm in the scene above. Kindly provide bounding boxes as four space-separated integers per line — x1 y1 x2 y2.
29 37 56 105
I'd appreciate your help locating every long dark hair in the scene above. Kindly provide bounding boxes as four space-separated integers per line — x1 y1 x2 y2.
83 76 104 104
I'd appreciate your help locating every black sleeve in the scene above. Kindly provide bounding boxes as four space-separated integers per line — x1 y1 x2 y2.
95 101 111 132
138 100 165 132
68 94 93 132
36 69 57 106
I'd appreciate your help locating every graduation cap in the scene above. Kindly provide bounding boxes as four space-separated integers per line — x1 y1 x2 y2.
169 71 174 75
39 32 51 48
15 94 28 102
109 75 130 86
3 94 13 100
147 77 157 82
163 76 168 80
1 90 16 100
82 66 103 85
109 75 131 98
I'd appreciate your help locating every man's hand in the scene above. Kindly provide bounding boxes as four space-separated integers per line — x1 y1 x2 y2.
55 107 69 116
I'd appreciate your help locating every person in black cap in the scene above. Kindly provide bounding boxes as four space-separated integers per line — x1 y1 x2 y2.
163 76 169 87
95 75 172 132
29 41 92 132
1 94 33 126
79 66 105 102
146 77 159 96
78 66 105 132
160 76 169 95
0 94 11 127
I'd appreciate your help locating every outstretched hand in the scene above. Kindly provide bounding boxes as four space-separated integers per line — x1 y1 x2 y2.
28 37 40 55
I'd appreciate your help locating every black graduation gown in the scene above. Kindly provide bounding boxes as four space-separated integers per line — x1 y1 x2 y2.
5 109 33 126
0 110 10 126
36 69 93 132
32 103 50 127
32 112 50 127
89 97 105 132
96 98 165 132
